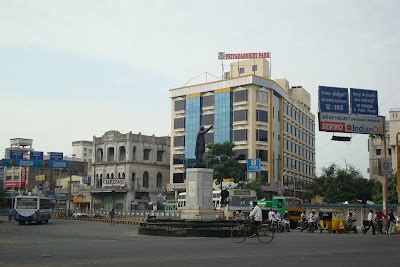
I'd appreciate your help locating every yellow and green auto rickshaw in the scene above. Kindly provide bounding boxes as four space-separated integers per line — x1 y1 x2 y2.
318 209 333 233
331 210 346 233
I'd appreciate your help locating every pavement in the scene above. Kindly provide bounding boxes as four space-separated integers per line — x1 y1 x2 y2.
0 216 399 267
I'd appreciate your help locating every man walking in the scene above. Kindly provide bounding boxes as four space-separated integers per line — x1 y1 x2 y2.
364 209 375 235
109 208 116 226
387 209 397 235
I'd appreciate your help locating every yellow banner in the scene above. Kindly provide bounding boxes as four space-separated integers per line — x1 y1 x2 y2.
73 196 83 203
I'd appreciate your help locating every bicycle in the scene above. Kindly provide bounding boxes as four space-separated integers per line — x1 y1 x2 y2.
231 221 274 244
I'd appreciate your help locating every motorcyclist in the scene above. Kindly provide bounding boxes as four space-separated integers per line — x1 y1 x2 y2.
300 210 307 222
345 212 356 231
283 211 291 232
309 210 318 223
374 210 384 234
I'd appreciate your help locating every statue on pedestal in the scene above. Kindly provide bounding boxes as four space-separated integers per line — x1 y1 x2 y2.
194 125 213 168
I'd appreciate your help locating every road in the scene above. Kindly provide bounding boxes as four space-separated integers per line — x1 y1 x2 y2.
0 217 399 266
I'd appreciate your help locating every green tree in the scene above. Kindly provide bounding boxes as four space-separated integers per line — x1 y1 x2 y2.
371 174 398 204
306 164 374 203
204 142 246 188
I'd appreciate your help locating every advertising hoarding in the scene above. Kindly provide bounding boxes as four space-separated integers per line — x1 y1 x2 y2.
1 159 69 169
49 152 64 161
30 151 44 160
318 86 349 114
319 112 384 135
10 150 23 160
350 88 378 116
247 159 261 172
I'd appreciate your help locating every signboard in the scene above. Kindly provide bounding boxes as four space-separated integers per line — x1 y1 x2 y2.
10 150 23 160
3 181 25 188
1 159 69 169
319 113 384 134
218 52 271 60
350 88 378 116
73 196 83 203
318 86 349 114
49 152 63 161
247 159 261 172
21 166 27 185
30 151 44 160
36 175 46 181
380 158 392 176
102 179 125 187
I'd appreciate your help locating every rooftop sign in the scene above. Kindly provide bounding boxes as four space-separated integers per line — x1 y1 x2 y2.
218 52 271 60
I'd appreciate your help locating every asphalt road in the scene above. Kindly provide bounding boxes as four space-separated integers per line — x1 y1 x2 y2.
0 217 399 267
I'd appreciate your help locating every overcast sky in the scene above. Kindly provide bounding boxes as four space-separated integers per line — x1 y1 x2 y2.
0 0 399 176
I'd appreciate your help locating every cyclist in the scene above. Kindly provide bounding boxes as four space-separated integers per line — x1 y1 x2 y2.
249 201 262 237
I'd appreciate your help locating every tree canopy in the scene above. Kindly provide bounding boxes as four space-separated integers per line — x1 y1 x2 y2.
306 164 375 204
204 142 246 187
371 174 398 204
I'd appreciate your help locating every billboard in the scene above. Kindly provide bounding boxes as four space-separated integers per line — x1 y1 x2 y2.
49 152 64 161
10 150 23 160
247 159 261 172
350 88 378 116
1 159 69 169
318 86 349 114
30 151 44 160
319 113 384 135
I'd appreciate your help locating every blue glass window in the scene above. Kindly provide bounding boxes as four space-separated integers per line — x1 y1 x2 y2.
184 97 201 160
214 92 232 143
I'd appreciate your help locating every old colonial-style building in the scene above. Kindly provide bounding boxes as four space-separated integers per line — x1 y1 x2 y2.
90 130 170 211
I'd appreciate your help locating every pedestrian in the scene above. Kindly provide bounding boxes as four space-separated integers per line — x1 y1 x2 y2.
387 209 397 235
363 209 375 235
7 208 14 222
109 208 116 226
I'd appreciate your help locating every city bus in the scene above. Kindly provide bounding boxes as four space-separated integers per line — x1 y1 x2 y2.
14 195 52 225
222 189 257 219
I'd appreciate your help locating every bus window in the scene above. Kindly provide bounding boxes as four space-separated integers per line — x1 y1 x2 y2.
16 198 37 209
277 199 283 208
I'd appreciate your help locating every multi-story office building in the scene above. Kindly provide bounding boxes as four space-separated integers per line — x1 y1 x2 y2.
91 130 170 211
169 59 316 197
72 140 93 162
368 108 400 179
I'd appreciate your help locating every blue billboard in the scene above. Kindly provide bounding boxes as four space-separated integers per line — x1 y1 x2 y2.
350 88 378 116
49 152 64 161
10 150 23 160
247 159 261 172
30 151 44 160
318 86 349 114
1 159 69 169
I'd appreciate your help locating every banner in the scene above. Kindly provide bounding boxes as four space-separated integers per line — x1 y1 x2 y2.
319 112 384 134
350 88 378 116
318 86 349 114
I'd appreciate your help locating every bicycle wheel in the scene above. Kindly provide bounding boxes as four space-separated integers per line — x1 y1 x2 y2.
257 226 274 244
231 225 247 243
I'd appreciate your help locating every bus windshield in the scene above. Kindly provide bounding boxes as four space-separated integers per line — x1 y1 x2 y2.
229 196 256 207
16 198 38 209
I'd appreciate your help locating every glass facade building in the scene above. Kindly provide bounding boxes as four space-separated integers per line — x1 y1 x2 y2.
184 96 201 166
214 92 232 143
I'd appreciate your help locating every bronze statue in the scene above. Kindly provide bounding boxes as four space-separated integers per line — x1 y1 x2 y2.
195 125 214 167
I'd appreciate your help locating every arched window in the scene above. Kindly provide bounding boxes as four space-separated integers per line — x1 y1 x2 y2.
107 147 115 162
118 173 121 179
122 172 125 178
96 149 103 162
111 173 114 179
100 174 102 179
132 146 136 161
157 172 163 188
119 146 126 161
131 172 136 181
143 171 149 188
107 173 110 179
96 174 99 179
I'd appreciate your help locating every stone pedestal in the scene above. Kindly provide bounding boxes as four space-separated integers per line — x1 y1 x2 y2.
180 168 216 220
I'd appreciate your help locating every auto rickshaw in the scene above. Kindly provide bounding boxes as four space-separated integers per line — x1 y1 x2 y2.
331 210 346 233
318 209 333 233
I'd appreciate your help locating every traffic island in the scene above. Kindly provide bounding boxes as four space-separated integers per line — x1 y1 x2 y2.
138 219 242 237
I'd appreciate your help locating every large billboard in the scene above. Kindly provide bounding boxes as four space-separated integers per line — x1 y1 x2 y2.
350 88 378 116
318 86 349 114
318 86 382 134
319 113 384 135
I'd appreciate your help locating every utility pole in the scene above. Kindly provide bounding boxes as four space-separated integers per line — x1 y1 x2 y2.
381 118 388 215
68 169 72 217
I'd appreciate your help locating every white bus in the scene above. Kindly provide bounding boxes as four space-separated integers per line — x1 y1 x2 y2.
177 189 256 219
14 195 52 225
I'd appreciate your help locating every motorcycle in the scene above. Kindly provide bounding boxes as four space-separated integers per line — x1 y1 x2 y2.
307 221 318 233
375 219 384 234
298 219 309 232
344 219 358 234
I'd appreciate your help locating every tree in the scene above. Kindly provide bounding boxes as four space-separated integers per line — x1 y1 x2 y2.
372 174 398 204
306 164 374 204
204 142 246 188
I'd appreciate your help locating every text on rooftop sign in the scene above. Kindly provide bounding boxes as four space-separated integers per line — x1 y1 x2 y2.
219 52 271 60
